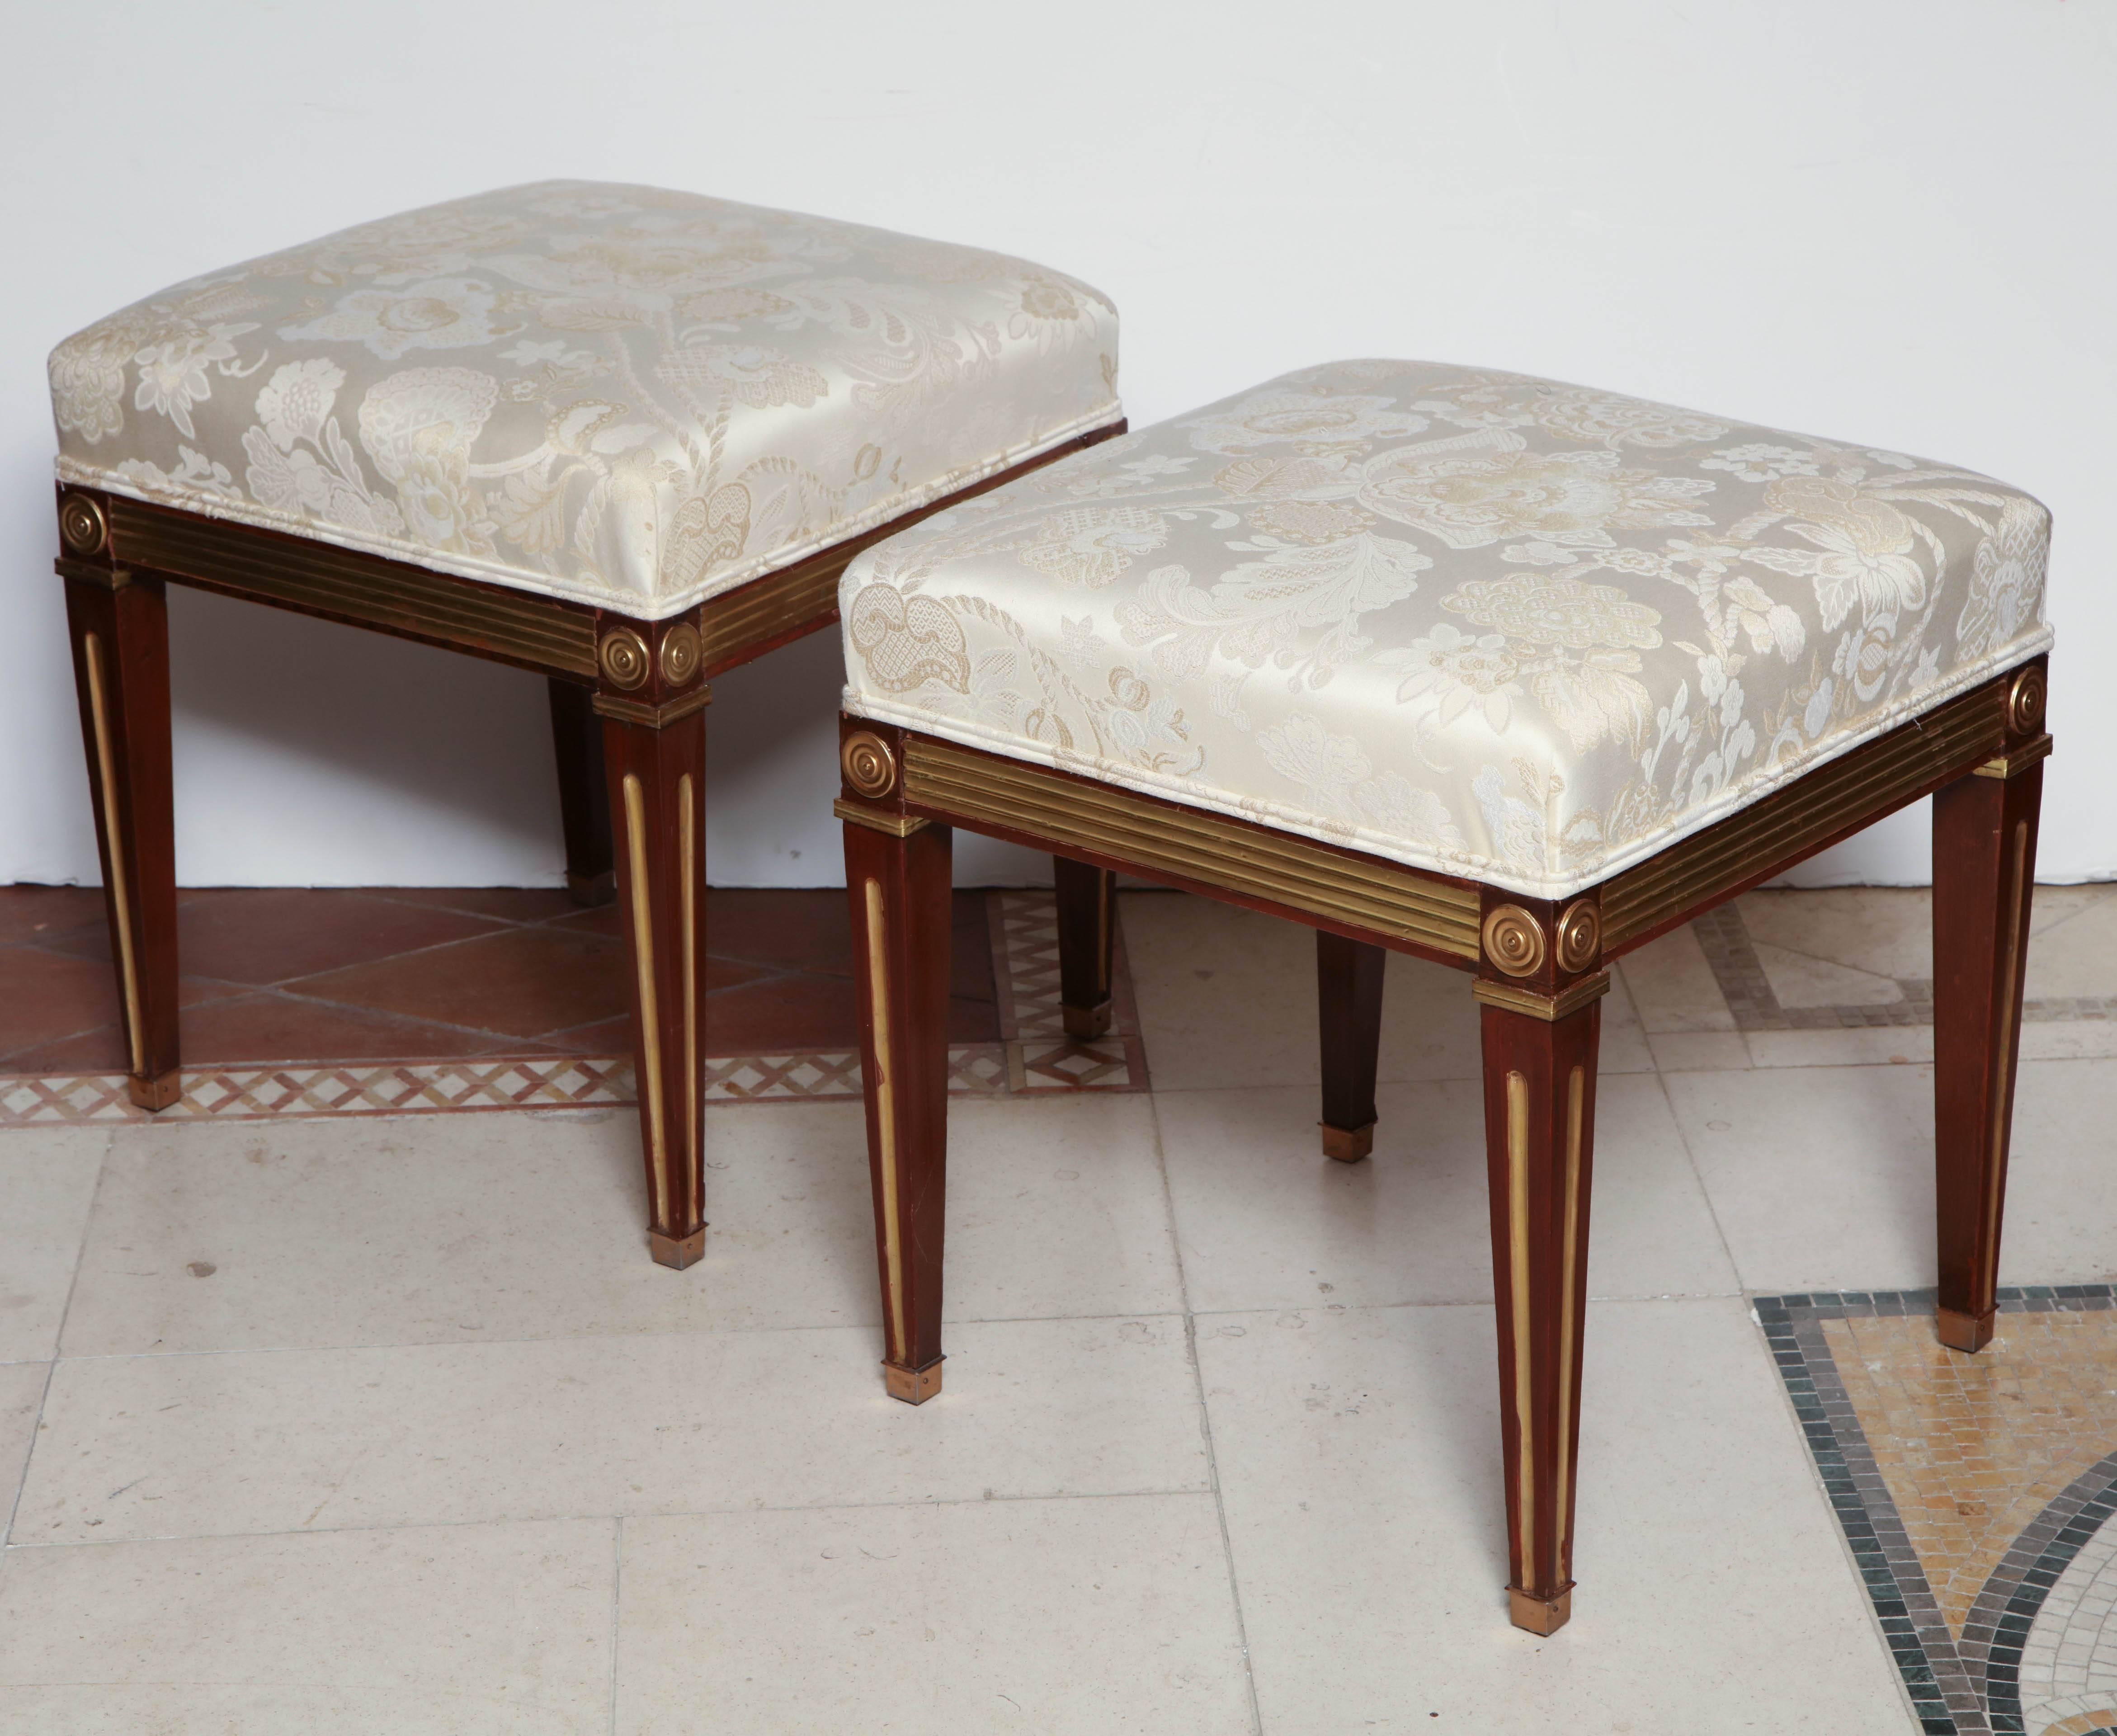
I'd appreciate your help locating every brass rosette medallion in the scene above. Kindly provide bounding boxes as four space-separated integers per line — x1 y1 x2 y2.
841 731 897 800
2009 665 2047 735
599 627 651 691
1556 900 1601 974
59 493 108 557
659 622 702 687
1483 905 1547 978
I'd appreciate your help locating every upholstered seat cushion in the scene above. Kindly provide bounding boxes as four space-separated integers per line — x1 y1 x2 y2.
841 360 2051 898
50 182 1120 617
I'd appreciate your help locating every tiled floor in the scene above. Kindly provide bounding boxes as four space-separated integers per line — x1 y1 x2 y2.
0 884 1143 1122
3 880 2117 1732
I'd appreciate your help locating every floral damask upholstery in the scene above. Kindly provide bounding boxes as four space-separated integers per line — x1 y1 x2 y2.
50 182 1121 618
841 360 2052 898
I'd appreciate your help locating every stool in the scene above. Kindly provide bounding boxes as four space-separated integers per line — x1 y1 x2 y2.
831 359 2053 1631
49 180 1124 1266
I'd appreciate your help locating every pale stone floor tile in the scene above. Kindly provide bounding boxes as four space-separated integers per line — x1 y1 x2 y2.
0 1362 48 1542
1739 886 1936 980
1156 1073 1738 1313
1645 1029 1754 1072
616 1495 1250 1735
2026 893 2117 1001
1743 1024 1932 1067
0 1518 615 1735
2019 1019 2117 1061
16 1314 1207 1546
1197 1298 1911 1735
1615 923 1734 1033
64 1093 1181 1357
1665 1057 2117 1292
1750 939 1905 1009
0 1127 105 1364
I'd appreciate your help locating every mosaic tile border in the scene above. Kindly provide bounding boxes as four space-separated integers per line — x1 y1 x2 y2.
0 890 1147 1125
1759 1286 2117 1735
1693 903 2117 1031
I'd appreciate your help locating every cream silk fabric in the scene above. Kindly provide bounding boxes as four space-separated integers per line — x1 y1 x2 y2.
842 360 2052 899
50 182 1121 618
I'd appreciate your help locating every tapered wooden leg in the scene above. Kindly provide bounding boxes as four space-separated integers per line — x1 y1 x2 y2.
64 575 180 1110
549 678 614 906
603 709 708 1269
1480 992 1600 1635
1318 931 1386 1161
1932 760 2043 1353
1054 855 1116 1039
845 817 954 1402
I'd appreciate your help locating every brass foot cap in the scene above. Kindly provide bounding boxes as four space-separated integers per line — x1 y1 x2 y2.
1320 1121 1375 1164
883 1359 944 1404
128 1069 181 1112
1061 1000 1113 1041
650 1228 706 1270
566 869 617 908
1509 1585 1572 1635
1937 1305 1995 1354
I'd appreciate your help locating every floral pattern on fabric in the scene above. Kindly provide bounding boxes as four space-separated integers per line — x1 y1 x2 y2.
841 360 2052 898
50 182 1121 617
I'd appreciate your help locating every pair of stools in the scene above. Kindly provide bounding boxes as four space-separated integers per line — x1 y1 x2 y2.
50 181 2054 1633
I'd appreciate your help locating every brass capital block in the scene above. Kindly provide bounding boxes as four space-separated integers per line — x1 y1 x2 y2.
1973 734 2053 780
1473 972 1611 1022
834 798 929 838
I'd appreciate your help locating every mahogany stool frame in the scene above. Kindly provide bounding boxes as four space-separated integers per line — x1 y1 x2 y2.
51 421 1124 1270
835 653 2051 1633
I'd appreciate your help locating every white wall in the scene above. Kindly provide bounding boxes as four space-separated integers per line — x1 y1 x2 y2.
3 0 2109 889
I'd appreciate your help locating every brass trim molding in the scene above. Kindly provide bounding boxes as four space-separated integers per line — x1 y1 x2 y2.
592 685 713 728
1473 972 1611 1022
1599 672 2015 953
1483 906 1547 977
700 557 843 677
1555 1062 1586 1580
622 772 668 1233
834 798 929 838
901 737 1481 959
83 633 144 1076
1973 734 2053 780
105 497 599 676
863 877 908 1366
679 770 700 1215
1504 1068 1537 1585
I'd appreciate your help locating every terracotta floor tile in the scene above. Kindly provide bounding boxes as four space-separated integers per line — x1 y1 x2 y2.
0 885 107 946
696 969 999 1053
35 889 511 985
537 1014 635 1055
703 889 855 975
182 993 517 1064
360 887 588 925
0 947 125 1059
291 925 632 1039
0 993 511 1071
